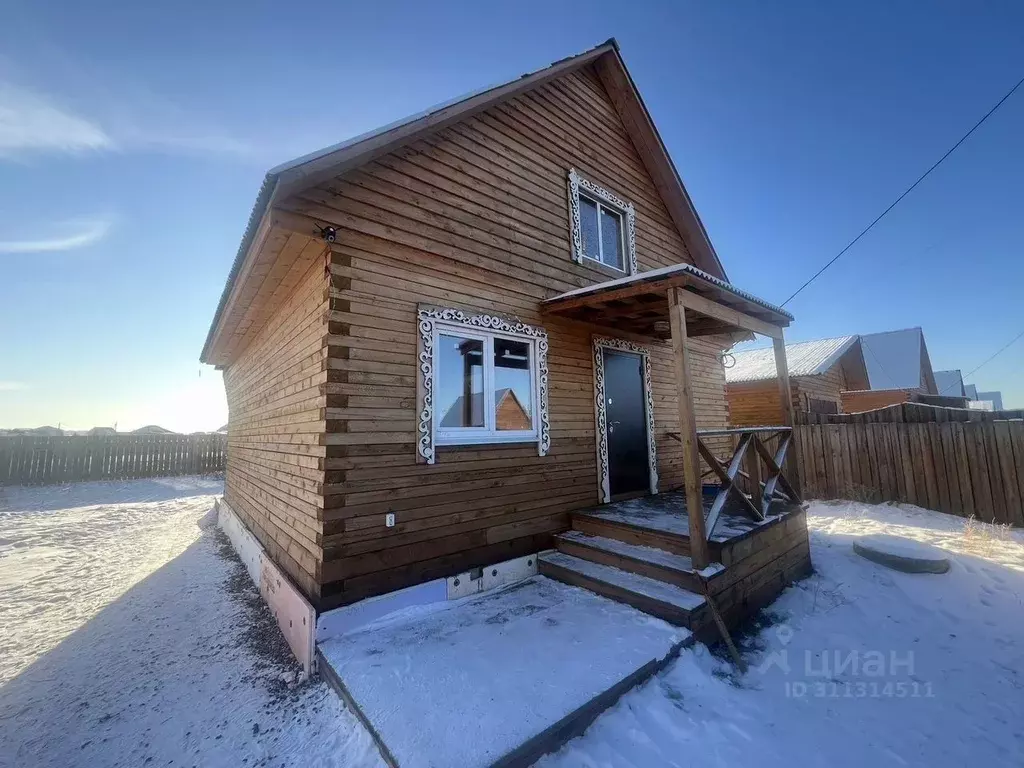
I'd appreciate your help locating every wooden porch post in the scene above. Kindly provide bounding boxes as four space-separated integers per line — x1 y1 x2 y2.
669 288 711 569
772 332 801 495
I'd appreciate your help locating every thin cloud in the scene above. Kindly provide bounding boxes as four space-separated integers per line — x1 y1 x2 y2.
0 381 28 391
0 75 260 162
0 83 113 157
0 218 112 254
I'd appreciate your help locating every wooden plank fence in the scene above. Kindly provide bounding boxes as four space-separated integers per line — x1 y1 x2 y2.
794 405 1024 526
0 433 227 486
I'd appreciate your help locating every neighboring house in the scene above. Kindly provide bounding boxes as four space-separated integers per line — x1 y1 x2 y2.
131 425 174 434
974 390 1004 411
440 389 532 432
200 40 800 617
934 369 965 397
725 336 869 426
2 426 64 436
841 327 953 411
964 383 979 400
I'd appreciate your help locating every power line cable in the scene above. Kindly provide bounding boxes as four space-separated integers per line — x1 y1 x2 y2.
862 339 900 390
781 72 1024 307
940 328 1024 394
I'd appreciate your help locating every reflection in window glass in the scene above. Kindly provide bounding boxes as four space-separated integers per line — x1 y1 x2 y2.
437 334 484 428
494 339 533 431
579 197 600 262
600 207 623 269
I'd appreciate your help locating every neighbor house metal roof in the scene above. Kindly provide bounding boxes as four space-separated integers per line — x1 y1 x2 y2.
934 369 965 397
725 336 859 383
860 328 930 390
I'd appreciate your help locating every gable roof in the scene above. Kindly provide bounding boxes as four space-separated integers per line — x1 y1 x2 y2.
201 39 729 365
725 336 859 383
934 369 965 397
976 391 1004 410
860 328 937 393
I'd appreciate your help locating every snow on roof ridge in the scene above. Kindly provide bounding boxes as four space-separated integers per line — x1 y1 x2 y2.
725 335 859 383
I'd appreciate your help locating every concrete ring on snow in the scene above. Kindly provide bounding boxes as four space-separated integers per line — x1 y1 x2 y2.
853 534 951 574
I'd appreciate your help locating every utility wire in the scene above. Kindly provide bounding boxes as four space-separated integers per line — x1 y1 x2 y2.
939 328 1024 394
781 72 1024 307
862 339 900 390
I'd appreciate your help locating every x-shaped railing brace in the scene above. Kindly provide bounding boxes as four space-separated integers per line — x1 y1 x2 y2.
694 427 800 537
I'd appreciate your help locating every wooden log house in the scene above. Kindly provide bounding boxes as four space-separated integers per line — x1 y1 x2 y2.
725 335 869 425
201 40 810 636
844 327 946 412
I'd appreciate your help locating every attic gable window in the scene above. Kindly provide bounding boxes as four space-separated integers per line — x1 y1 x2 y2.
567 168 637 274
416 307 550 463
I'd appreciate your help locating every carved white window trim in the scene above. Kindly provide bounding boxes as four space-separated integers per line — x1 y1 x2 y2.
592 336 658 503
416 307 550 465
567 167 637 274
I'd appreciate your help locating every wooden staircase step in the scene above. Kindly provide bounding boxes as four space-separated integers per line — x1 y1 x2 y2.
556 531 722 592
570 513 690 557
538 551 706 627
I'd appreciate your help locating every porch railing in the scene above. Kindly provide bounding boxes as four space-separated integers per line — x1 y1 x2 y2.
669 426 800 537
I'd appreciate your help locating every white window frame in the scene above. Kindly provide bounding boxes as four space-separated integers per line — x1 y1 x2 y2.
579 194 626 271
567 167 637 275
416 307 550 464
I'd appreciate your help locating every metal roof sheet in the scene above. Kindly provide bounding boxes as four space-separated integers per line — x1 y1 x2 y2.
545 261 794 321
934 369 965 397
725 336 858 383
860 328 927 390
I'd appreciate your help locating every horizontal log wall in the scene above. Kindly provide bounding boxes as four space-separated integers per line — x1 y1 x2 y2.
796 419 1024 526
222 257 328 602
0 433 226 486
794 366 845 411
725 380 787 427
290 63 732 609
727 364 851 428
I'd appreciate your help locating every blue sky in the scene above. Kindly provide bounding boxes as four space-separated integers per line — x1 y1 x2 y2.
1 0 1022 431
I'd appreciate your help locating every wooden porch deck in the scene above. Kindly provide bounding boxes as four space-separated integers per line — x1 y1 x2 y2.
539 491 810 640
577 490 799 544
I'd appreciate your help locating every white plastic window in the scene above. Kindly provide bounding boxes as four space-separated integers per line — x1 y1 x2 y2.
433 323 539 445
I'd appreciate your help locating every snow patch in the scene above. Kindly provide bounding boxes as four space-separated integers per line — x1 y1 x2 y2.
0 476 383 768
319 575 687 768
539 499 1024 767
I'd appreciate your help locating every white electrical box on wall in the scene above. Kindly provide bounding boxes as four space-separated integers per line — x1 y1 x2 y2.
385 512 396 527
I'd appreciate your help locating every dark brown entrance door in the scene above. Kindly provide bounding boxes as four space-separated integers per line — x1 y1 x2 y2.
603 350 649 498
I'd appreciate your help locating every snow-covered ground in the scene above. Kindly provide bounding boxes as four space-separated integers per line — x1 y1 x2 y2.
2 479 1022 768
0 477 382 768
540 500 1024 767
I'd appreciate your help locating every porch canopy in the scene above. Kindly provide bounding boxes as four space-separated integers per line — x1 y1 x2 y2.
541 262 793 340
542 262 797 569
